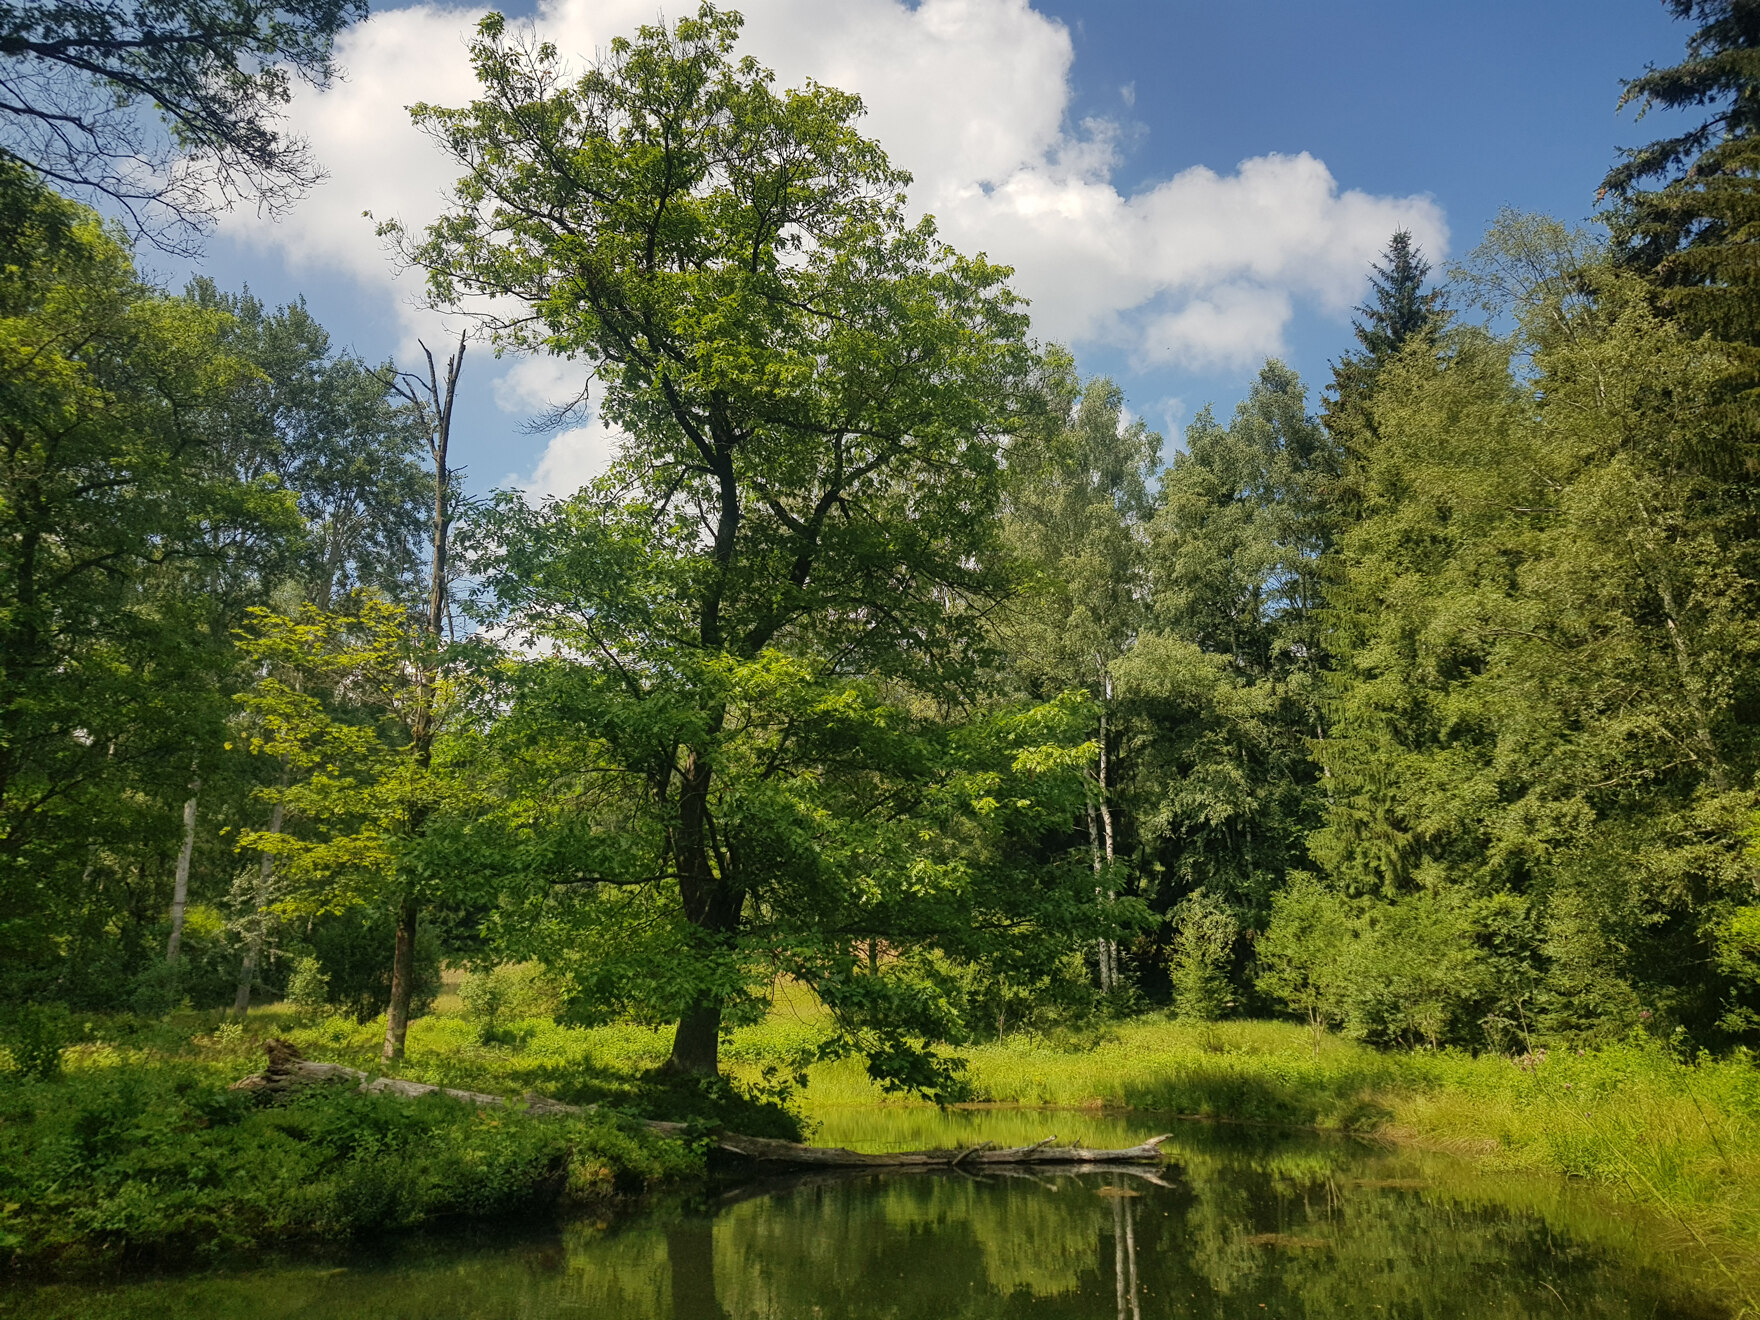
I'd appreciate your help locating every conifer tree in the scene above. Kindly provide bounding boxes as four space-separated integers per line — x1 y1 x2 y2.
1600 0 1760 345
1323 231 1447 461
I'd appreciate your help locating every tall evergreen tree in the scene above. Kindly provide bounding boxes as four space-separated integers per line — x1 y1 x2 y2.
1323 231 1448 463
1600 0 1760 345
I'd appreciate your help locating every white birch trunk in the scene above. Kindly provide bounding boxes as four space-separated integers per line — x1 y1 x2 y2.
165 761 200 962
233 796 285 1016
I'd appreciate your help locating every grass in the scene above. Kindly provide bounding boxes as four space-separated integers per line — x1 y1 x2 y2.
713 1004 1760 1300
0 1015 700 1276
6 982 1760 1298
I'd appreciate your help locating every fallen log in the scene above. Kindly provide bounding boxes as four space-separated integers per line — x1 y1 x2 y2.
231 1040 1169 1167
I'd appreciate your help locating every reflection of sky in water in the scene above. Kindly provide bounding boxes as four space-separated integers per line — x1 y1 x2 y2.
14 1112 1729 1320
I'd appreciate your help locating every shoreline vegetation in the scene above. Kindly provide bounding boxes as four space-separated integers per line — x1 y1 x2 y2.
7 3 1760 1314
4 990 1758 1298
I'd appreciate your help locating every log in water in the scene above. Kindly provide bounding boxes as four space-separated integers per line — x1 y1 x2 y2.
230 1040 1170 1168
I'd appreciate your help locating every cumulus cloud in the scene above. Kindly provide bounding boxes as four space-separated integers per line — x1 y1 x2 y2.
525 424 622 499
222 0 1446 452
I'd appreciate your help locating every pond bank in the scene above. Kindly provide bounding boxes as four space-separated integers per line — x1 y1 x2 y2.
4 1009 1758 1300
3 1111 1746 1320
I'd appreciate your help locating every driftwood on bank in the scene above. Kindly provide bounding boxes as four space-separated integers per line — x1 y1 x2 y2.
231 1040 1171 1168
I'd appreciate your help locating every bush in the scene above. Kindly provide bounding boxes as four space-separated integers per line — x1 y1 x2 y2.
1169 890 1236 1022
286 957 331 1018
0 1059 700 1271
0 1004 73 1080
459 962 559 1044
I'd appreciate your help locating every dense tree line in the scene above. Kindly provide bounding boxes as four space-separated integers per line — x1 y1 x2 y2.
4 0 1760 1084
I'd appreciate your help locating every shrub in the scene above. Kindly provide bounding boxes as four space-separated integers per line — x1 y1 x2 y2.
459 962 560 1044
285 957 331 1018
1169 890 1236 1022
1 1004 72 1080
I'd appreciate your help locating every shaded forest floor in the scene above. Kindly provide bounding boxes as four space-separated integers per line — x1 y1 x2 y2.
4 987 1759 1292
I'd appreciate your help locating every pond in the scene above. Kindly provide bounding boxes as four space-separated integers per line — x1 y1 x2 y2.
3 1107 1733 1319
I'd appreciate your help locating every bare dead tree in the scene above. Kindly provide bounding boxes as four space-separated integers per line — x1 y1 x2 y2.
377 331 465 1063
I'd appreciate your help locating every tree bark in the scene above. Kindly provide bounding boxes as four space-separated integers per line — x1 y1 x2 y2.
664 746 743 1076
165 760 200 962
381 890 419 1063
1086 784 1111 993
233 794 284 1016
1097 668 1119 991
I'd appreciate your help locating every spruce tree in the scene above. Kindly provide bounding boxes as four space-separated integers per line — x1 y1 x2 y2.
1600 0 1760 345
1322 231 1447 463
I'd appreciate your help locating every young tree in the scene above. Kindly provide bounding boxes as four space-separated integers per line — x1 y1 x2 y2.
1255 873 1353 1054
397 5 1039 1079
1167 889 1236 1022
235 597 487 1044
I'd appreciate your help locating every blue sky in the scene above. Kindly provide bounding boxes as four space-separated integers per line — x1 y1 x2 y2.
148 0 1697 492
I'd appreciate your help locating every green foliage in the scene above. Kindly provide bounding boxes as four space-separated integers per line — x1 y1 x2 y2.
1134 361 1337 926
285 957 330 1018
1324 230 1449 471
0 163 300 1004
1312 214 1760 1048
1715 905 1760 1036
0 1059 698 1270
305 905 441 1024
1168 890 1237 1022
0 1004 72 1080
1601 0 1760 345
459 962 558 1044
1255 873 1353 1048
386 3 1089 1089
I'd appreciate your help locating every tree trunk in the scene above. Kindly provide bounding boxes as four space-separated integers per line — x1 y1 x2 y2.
1086 785 1111 993
233 795 284 1016
381 891 419 1062
381 334 465 1067
1097 671 1119 991
664 744 741 1077
165 761 200 962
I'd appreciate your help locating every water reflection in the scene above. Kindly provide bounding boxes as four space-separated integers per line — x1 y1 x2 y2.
6 1117 1732 1320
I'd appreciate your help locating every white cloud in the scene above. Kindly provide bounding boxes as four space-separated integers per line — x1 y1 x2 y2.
223 0 1447 390
526 424 622 499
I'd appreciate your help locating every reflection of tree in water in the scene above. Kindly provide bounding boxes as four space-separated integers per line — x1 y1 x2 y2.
667 1218 727 1320
28 1147 1727 1319
532 1150 1720 1319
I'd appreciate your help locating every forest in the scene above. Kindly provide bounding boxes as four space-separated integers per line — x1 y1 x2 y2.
5 0 1760 1294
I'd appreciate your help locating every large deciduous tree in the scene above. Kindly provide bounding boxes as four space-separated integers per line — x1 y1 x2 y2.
0 163 296 999
394 6 1044 1080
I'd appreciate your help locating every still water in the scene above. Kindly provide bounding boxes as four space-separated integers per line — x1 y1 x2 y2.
5 1108 1731 1319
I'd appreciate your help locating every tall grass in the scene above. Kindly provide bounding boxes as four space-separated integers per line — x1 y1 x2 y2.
11 987 1757 1295
715 1008 1760 1299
